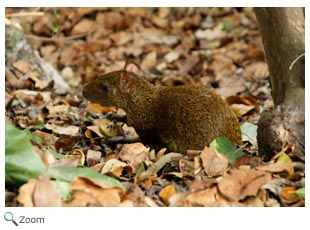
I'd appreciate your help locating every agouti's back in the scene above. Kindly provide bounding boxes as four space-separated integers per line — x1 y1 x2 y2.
83 60 242 153
155 85 242 152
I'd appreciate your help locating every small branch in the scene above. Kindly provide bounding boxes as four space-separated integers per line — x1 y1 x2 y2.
25 32 91 42
289 53 305 70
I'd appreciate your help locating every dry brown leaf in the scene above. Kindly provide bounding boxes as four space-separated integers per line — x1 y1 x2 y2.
32 130 58 147
232 154 261 168
71 18 96 35
184 186 231 207
244 44 265 61
158 7 170 18
46 104 70 114
256 162 294 174
33 176 62 207
54 137 75 152
152 14 169 28
118 200 134 207
85 125 104 138
110 31 133 46
195 29 226 40
188 178 217 193
40 45 57 57
211 54 237 79
238 173 272 201
31 77 53 90
86 149 102 167
179 158 195 177
60 46 78 65
265 198 281 207
64 190 100 207
89 40 112 52
144 196 159 207
159 184 176 206
45 124 80 136
200 147 229 177
279 187 299 204
218 168 272 201
215 75 245 97
92 188 121 207
226 95 259 116
97 11 130 30
141 51 157 71
13 90 43 104
66 149 85 165
16 179 37 207
69 177 121 207
243 62 269 80
230 103 256 117
139 153 183 181
101 159 128 176
5 67 30 89
226 94 258 106
54 125 80 136
156 148 167 160
13 60 31 73
90 162 105 172
125 46 143 57
164 51 180 63
119 143 150 171
168 192 188 207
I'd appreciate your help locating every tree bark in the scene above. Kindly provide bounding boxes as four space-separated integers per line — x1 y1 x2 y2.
254 8 304 161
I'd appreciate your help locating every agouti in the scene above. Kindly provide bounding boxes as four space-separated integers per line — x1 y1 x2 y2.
83 60 242 153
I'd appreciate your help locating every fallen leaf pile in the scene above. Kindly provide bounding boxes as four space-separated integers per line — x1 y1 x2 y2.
5 7 304 207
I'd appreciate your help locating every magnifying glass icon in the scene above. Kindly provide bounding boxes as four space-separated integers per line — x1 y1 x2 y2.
4 212 18 226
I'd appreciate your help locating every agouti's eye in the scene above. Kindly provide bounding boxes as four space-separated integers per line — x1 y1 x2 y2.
100 84 108 92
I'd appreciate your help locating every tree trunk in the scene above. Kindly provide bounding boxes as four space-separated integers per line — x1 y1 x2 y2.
254 8 305 161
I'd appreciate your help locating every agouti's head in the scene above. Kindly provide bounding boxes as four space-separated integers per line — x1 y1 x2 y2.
83 61 147 107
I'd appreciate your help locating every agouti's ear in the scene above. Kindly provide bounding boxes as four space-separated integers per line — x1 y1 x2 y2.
119 72 134 93
124 60 140 75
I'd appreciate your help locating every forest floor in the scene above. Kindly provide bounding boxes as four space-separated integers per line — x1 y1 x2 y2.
5 7 304 207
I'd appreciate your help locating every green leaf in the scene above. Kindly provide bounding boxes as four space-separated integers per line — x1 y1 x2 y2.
45 147 66 160
5 121 46 186
277 151 294 175
278 152 293 163
241 122 257 145
222 21 234 31
209 137 245 163
53 10 60 18
22 22 31 32
52 23 58 33
149 149 155 160
135 163 145 178
53 180 72 200
11 99 20 107
48 166 125 191
29 131 42 145
295 188 305 199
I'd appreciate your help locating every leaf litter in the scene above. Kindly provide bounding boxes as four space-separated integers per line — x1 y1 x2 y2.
5 7 304 207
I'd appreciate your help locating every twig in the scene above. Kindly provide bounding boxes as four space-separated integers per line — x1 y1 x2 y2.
25 32 91 43
289 53 305 70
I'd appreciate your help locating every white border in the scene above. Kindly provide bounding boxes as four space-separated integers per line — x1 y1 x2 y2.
1 1 309 230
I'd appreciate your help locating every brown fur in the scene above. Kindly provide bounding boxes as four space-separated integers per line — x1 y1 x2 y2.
83 61 242 153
